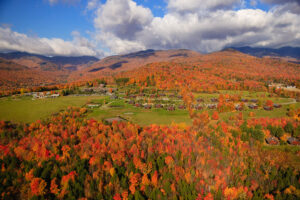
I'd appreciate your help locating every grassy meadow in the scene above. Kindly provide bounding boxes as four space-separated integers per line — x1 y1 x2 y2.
0 95 105 123
0 89 298 126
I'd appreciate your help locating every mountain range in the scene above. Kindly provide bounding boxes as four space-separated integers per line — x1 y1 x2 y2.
0 46 299 90
226 46 300 61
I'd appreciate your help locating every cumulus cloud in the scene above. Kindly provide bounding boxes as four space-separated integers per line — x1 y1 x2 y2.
0 27 104 57
2 0 299 56
167 0 242 13
94 0 153 40
91 0 300 54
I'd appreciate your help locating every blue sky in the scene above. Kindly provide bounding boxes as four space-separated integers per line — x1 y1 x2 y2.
0 0 168 40
0 0 299 57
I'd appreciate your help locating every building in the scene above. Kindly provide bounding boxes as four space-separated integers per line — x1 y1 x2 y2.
197 98 204 102
287 137 300 145
128 100 135 105
167 105 175 111
248 104 258 109
194 105 203 110
155 104 163 108
144 104 152 109
135 103 142 107
265 137 279 145
235 105 243 111
208 104 217 109
50 94 60 98
211 98 218 102
178 105 186 109
263 106 273 111
273 104 282 108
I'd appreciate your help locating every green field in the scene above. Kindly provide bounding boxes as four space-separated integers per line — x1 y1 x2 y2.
0 95 105 123
87 100 191 126
0 89 298 126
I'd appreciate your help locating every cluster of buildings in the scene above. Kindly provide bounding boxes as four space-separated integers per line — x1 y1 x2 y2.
24 92 60 99
266 136 300 146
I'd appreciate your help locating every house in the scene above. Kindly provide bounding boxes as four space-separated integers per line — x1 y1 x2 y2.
273 104 282 108
211 98 218 102
194 105 203 110
197 98 204 102
235 105 243 111
208 104 217 109
50 94 60 98
110 95 118 100
33 92 46 99
263 106 273 111
265 137 279 145
241 98 248 102
135 103 142 107
287 137 300 145
166 105 175 111
178 105 186 109
155 104 163 108
177 95 183 99
144 104 152 109
104 116 126 124
128 100 135 105
248 104 258 109
251 99 258 103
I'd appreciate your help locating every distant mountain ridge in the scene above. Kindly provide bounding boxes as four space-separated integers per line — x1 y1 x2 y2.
226 46 300 60
68 49 202 81
0 51 99 66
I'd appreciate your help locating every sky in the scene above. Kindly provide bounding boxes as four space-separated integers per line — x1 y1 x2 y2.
0 0 299 58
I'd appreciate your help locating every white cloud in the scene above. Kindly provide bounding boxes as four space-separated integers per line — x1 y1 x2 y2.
0 27 104 57
86 0 100 10
91 0 300 54
94 0 153 40
2 0 300 56
167 0 242 13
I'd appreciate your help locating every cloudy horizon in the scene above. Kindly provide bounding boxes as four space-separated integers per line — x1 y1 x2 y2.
0 0 299 58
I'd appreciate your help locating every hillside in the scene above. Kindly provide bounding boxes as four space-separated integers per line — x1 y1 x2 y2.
68 49 202 81
1 48 300 92
0 58 28 71
0 57 69 91
113 49 300 94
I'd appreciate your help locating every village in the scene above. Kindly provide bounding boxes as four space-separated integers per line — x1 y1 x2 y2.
5 83 299 148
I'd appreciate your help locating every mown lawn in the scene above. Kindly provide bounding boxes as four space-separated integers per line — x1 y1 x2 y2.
0 95 105 123
88 101 191 126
